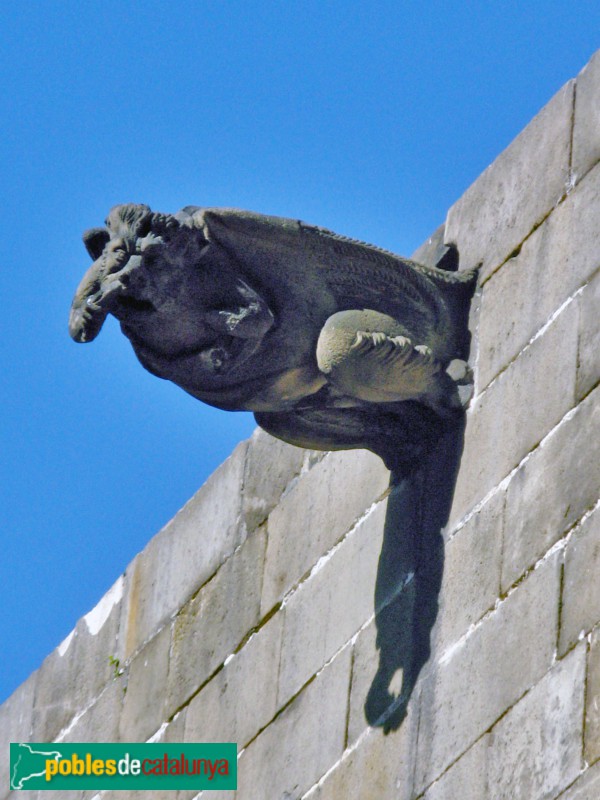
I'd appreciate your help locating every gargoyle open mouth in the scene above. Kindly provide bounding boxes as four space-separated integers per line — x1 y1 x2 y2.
117 295 156 314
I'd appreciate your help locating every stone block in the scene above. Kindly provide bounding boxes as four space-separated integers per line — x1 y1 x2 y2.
347 613 379 745
0 672 36 796
31 576 123 741
100 790 196 800
572 49 600 183
160 708 187 742
9 793 77 800
167 528 266 715
411 223 450 268
414 550 561 792
484 644 585 800
59 677 124 743
120 441 248 660
119 623 171 742
426 647 584 800
578 266 600 400
432 490 504 653
445 81 574 282
305 704 419 800
184 611 283 749
477 161 600 390
560 505 600 654
450 299 578 526
585 625 600 764
261 448 390 614
212 646 351 800
42 788 87 800
557 759 600 800
277 498 393 706
502 383 600 589
421 735 490 800
242 427 307 533
6 794 45 800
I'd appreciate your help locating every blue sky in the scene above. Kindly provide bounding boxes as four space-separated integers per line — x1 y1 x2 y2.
1 2 598 705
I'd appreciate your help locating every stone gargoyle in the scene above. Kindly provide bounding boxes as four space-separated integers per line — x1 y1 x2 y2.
69 204 477 472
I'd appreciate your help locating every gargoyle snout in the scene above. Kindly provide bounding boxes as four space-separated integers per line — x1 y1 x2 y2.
69 227 114 342
69 255 108 343
70 242 157 344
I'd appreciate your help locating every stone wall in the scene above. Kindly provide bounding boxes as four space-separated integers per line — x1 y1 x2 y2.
3 49 600 800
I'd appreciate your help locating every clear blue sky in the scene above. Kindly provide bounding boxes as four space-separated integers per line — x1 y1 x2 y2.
1 1 598 705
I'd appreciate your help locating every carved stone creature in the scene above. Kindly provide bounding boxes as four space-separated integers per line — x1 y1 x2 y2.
70 204 477 471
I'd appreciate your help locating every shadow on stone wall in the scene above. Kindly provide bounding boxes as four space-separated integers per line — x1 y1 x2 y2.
364 416 465 732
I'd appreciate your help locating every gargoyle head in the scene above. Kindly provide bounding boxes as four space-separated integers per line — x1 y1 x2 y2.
69 204 275 388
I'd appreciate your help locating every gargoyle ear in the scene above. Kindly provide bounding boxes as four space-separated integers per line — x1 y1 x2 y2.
82 228 110 260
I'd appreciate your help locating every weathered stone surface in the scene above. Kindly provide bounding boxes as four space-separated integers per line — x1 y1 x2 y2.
557 759 600 800
119 623 171 742
585 626 600 765
432 490 503 653
572 49 600 183
421 735 490 800
100 788 194 800
484 644 585 800
167 527 266 715
415 550 561 793
31 575 123 741
305 703 419 800
5 794 42 800
426 648 584 800
560 505 600 655
159 707 187 742
209 646 351 800
445 81 574 282
0 672 35 796
277 499 391 706
9 792 84 800
477 161 600 389
578 265 600 400
43 786 87 800
346 611 380 746
184 611 283 748
261 448 389 614
502 383 600 589
60 677 124 743
120 441 248 660
242 428 307 533
450 299 578 526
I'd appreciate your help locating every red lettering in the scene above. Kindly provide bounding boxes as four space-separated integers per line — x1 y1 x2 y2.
141 758 161 775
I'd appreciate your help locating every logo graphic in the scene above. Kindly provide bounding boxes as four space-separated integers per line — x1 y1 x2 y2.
11 744 63 789
10 743 237 791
